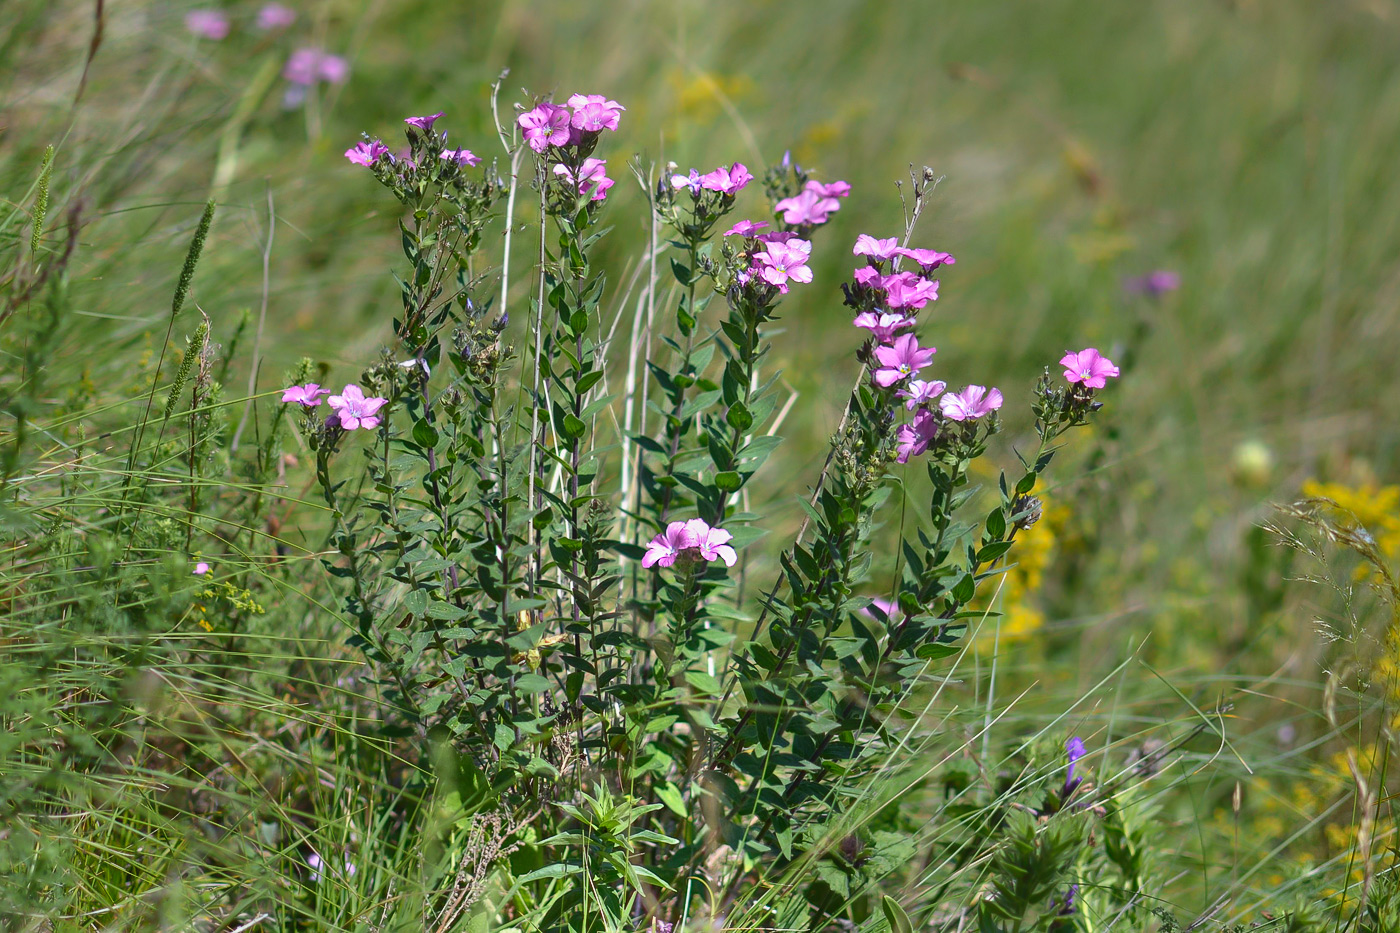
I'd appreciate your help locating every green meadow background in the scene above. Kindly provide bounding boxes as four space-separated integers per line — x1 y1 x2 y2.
5 0 1400 925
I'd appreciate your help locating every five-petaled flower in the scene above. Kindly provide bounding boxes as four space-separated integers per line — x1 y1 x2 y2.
699 163 753 195
282 384 330 407
897 378 946 411
405 112 444 132
642 519 739 569
939 385 1003 421
686 519 738 566
853 311 914 344
553 158 613 201
853 234 899 260
567 94 625 132
754 239 814 292
518 103 571 152
344 140 389 166
896 409 940 463
1059 348 1120 389
872 333 936 387
774 188 841 226
327 384 388 431
440 148 480 167
723 220 768 237
880 271 939 310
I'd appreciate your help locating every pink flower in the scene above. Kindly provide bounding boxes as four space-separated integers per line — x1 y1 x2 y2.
854 235 900 260
774 188 840 226
567 94 625 132
852 266 881 286
700 163 753 195
872 334 936 387
282 383 330 407
853 311 914 344
724 219 769 237
1059 348 1120 388
553 158 613 201
327 384 388 431
860 597 901 622
754 239 814 292
193 561 211 575
805 179 851 198
405 112 444 132
897 378 946 411
1124 270 1179 296
881 272 939 310
896 247 955 270
440 148 480 167
316 54 350 84
344 140 389 166
672 169 702 193
256 3 295 29
642 521 699 568
518 104 571 152
939 385 1003 421
684 519 738 566
285 48 348 86
895 409 940 463
185 10 230 40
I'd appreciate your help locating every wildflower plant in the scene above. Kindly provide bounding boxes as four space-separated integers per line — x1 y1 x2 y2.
301 82 1132 929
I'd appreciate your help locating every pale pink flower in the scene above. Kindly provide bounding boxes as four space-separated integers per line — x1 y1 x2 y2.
860 597 900 622
344 140 389 166
853 311 914 344
896 409 940 463
671 169 702 193
327 384 388 431
256 3 295 29
440 148 480 167
282 383 330 407
1059 348 1120 388
723 219 769 237
405 112 444 132
852 266 882 286
853 235 900 260
881 272 939 310
805 179 851 198
642 521 699 568
939 385 1003 421
872 334 936 387
754 239 814 292
774 188 840 226
567 94 625 132
316 53 349 84
684 518 738 566
699 163 753 195
896 247 955 270
553 158 613 201
193 561 212 575
185 9 230 40
518 103 571 152
897 378 946 411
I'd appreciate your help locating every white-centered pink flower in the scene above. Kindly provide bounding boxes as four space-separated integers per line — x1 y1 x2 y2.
327 384 388 431
853 312 914 344
853 234 900 260
754 238 814 292
939 385 1003 421
897 378 947 411
1059 348 1120 389
518 103 571 152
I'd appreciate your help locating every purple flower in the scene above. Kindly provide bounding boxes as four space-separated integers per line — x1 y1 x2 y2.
1064 737 1087 795
518 104 571 152
1059 348 1120 389
326 384 387 431
671 169 702 193
853 311 914 344
939 385 1003 421
872 333 935 387
567 94 625 132
774 188 840 226
285 48 349 86
896 247 955 270
723 219 769 237
193 561 211 575
805 179 851 198
685 519 738 566
282 383 330 407
256 3 296 30
699 162 753 195
344 140 389 166
440 148 480 167
1124 270 1179 297
880 271 939 310
317 53 349 84
1057 884 1080 916
642 521 698 569
405 112 444 132
185 9 230 40
895 409 939 463
853 234 900 260
754 239 814 292
897 378 946 411
553 158 613 202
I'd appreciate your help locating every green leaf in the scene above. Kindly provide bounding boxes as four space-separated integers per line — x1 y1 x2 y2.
654 781 687 817
404 589 428 615
726 402 753 432
684 670 722 695
951 572 976 603
576 370 605 394
562 414 587 440
977 541 1014 564
714 471 742 492
882 896 914 933
412 419 439 448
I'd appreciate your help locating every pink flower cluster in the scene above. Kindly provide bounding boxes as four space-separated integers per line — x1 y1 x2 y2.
642 519 738 569
284 383 388 431
518 94 625 153
775 179 851 227
554 158 614 201
671 163 754 196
